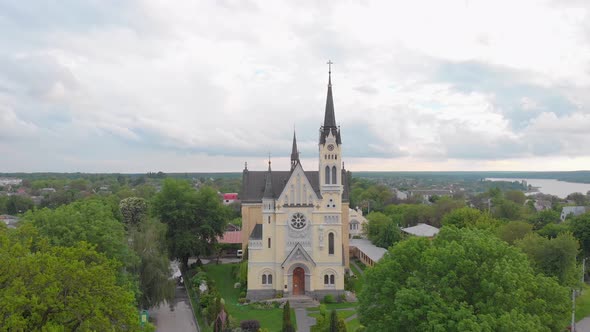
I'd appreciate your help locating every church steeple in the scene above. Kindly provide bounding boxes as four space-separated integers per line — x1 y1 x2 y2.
262 159 274 199
323 61 336 129
291 131 300 171
320 60 341 145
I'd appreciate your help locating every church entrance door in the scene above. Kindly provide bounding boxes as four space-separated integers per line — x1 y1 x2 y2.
293 267 305 296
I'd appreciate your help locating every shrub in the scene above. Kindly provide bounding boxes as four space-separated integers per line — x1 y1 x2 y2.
275 290 283 298
238 297 247 304
323 294 335 304
240 319 260 332
239 291 246 298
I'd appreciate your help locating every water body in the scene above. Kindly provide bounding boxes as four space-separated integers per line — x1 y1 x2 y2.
487 178 590 198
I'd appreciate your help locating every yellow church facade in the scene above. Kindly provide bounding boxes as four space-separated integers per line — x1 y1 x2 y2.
241 69 350 300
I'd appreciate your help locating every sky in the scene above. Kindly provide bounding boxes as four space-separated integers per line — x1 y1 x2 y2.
1 0 590 173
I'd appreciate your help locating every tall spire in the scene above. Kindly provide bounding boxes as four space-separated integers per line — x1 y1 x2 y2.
263 158 274 198
291 130 300 171
320 60 341 145
323 60 336 129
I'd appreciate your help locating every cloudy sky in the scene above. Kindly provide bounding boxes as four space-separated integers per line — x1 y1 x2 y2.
1 0 590 173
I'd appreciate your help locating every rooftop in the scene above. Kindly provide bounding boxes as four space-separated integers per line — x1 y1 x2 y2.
402 223 440 237
349 238 388 263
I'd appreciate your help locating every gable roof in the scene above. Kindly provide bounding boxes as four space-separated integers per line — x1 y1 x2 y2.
241 169 350 203
281 242 316 268
402 223 440 237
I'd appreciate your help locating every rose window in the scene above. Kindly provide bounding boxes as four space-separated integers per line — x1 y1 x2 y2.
290 212 307 230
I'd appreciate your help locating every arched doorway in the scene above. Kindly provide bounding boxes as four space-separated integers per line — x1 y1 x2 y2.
293 267 305 296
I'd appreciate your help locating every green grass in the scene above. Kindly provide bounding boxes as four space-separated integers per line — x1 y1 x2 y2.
346 317 362 332
577 284 590 321
201 263 295 332
307 302 359 312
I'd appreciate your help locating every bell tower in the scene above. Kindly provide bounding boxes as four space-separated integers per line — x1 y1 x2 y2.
319 60 342 196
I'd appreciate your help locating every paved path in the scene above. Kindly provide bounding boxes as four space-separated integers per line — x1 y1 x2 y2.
295 308 316 332
577 317 590 332
150 285 198 332
350 260 365 276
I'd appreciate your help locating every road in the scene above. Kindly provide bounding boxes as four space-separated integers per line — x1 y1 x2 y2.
150 285 198 332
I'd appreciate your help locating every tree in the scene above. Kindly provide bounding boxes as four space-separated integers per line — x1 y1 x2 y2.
358 227 569 332
120 197 149 227
567 192 587 206
537 222 571 239
130 218 175 309
152 179 229 269
6 195 34 215
282 301 294 332
366 212 402 249
329 309 338 332
22 199 136 266
497 221 533 245
529 210 560 230
0 226 141 330
441 207 482 228
505 190 526 205
516 232 579 286
431 197 465 227
570 213 590 257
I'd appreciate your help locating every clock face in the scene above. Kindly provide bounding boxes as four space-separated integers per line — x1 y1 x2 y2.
327 144 334 151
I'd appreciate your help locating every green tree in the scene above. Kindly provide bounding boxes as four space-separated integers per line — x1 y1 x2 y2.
6 195 34 214
431 197 465 227
505 190 526 205
130 218 175 309
329 309 338 332
366 212 402 249
529 210 561 230
22 199 136 266
516 232 579 286
538 222 571 239
358 227 569 332
0 227 141 330
497 221 533 245
570 213 590 257
441 207 482 228
283 301 294 332
152 180 229 268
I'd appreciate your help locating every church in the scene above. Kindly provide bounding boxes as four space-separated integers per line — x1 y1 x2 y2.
240 66 350 300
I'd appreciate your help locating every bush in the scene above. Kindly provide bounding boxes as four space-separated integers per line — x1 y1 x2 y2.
239 291 246 298
323 294 335 304
240 319 260 332
238 297 247 304
275 290 283 298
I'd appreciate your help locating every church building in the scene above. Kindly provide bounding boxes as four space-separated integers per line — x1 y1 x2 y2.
240 66 350 300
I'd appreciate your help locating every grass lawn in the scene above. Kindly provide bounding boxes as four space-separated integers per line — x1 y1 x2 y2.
577 284 590 321
346 317 361 332
201 263 296 332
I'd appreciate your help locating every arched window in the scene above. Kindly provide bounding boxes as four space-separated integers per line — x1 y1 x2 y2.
268 238 271 248
325 166 330 184
324 275 329 284
330 275 335 284
262 274 267 284
328 232 334 255
268 274 272 284
332 166 337 184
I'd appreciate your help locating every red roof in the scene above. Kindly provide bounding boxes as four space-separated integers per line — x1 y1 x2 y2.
218 231 242 244
223 193 238 200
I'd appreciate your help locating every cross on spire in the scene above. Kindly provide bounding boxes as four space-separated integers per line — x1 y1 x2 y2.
327 60 333 86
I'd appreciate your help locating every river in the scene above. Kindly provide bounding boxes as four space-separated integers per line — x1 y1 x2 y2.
486 178 590 198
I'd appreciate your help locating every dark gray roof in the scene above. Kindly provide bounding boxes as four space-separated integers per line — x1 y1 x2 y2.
249 224 262 240
319 74 342 145
241 169 350 203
